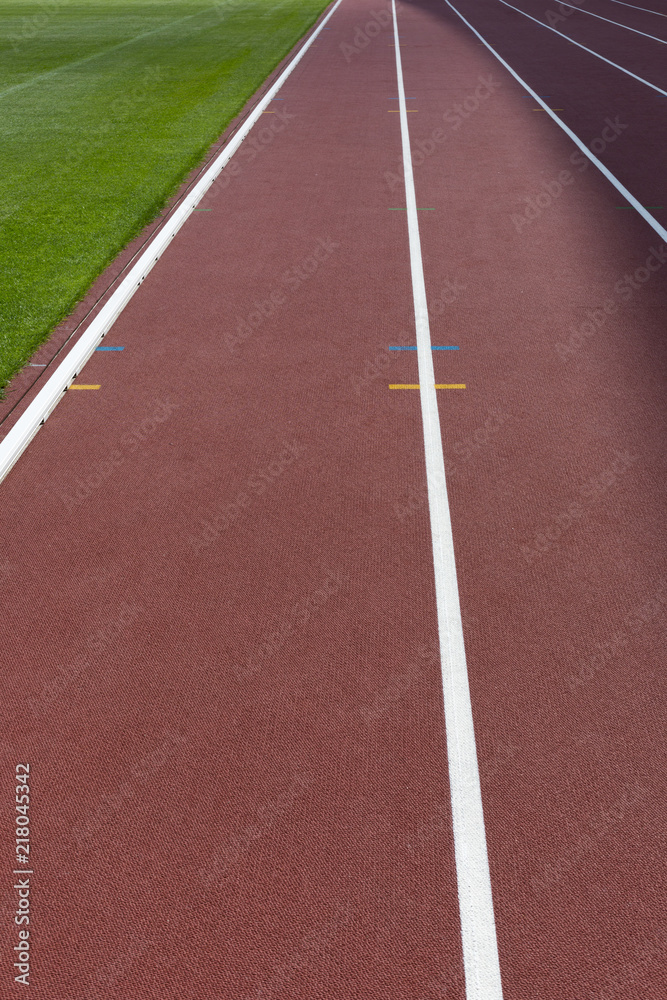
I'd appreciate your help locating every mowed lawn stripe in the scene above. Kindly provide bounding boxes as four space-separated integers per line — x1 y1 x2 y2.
0 0 331 395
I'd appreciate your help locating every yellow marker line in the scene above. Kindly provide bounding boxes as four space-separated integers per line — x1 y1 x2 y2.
69 384 100 390
389 384 466 389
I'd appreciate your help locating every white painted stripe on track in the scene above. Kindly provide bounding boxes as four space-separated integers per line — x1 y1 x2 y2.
492 0 667 97
0 0 344 485
442 0 667 245
608 0 667 17
559 2 667 43
390 3 504 998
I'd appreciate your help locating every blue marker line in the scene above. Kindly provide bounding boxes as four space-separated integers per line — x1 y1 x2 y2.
389 346 459 350
96 346 124 351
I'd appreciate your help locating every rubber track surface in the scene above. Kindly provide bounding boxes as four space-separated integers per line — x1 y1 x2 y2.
1 0 665 997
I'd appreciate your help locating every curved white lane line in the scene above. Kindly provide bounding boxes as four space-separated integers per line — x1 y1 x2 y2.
561 2 667 43
0 0 344 485
391 2 504 998
608 0 667 17
442 0 667 244
492 0 667 97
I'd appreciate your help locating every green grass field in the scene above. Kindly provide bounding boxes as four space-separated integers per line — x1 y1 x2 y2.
0 0 330 395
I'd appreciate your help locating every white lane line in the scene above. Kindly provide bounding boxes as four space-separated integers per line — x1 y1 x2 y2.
0 0 344 485
390 3 504 998
0 0 227 102
608 0 667 17
492 0 667 97
562 2 667 43
442 0 667 246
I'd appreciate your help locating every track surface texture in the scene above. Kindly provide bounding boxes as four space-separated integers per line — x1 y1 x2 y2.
1 0 666 997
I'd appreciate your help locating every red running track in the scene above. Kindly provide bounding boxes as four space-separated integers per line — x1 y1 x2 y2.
1 0 665 997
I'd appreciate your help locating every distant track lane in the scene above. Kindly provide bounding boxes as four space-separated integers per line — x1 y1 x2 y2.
608 0 667 16
489 0 667 97
555 3 667 44
441 0 667 244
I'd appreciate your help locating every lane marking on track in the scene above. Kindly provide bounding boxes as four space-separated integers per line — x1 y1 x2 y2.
533 108 564 110
616 205 663 208
443 0 667 245
521 94 551 97
548 1 667 43
68 385 100 390
389 207 435 210
389 345 460 350
389 384 466 388
193 208 212 211
0 0 345 484
490 0 667 97
390 3 504 998
96 346 124 351
609 0 667 15
389 109 418 111
28 364 46 367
